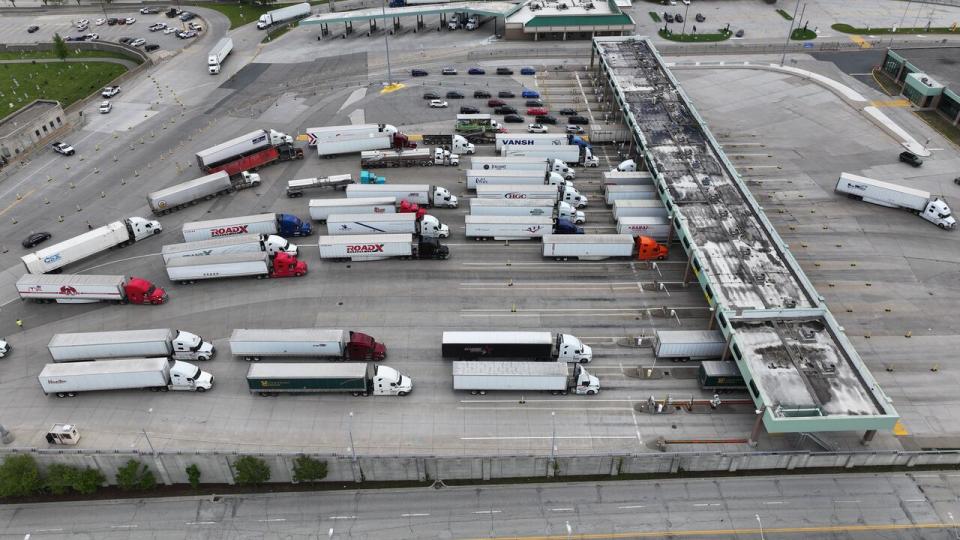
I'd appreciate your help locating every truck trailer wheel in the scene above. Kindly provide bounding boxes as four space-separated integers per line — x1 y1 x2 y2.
56 392 67 398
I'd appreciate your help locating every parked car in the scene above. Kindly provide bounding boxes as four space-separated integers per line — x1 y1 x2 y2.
144 43 160 51
188 22 203 31
22 232 51 249
899 151 923 167
468 67 486 75
411 69 428 76
695 13 705 22
84 33 100 40
527 123 548 133
179 12 196 21
487 98 505 107
568 115 590 125
521 89 540 98
65 35 85 42
27 25 39 33
442 67 457 75
498 90 515 98
503 114 524 123
459 106 479 114
664 13 674 23
177 30 197 38
494 106 517 115
445 91 464 99
496 67 514 75
520 67 536 75
675 14 683 23
429 100 448 108
140 6 161 13
535 115 557 125
525 99 544 107
118 37 134 43
149 22 166 31
559 108 577 116
131 38 146 47
527 107 547 116
116 18 126 25
75 19 89 28
735 29 745 37
163 27 178 34
124 17 136 24
423 92 440 100
473 90 491 98
107 18 118 25
95 18 106 25
98 101 112 114
166 7 182 17
565 125 584 134
51 142 75 156
101 86 121 98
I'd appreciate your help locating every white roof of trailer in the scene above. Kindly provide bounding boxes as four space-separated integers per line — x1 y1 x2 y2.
443 331 554 345
230 329 345 342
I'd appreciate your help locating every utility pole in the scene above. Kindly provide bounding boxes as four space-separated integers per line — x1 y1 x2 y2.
779 0 802 66
381 0 393 85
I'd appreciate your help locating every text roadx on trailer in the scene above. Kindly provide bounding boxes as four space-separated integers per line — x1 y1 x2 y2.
165 252 306 283
346 184 458 208
39 358 213 397
317 233 449 262
48 329 215 362
465 215 582 240
308 197 397 223
442 331 592 363
229 329 386 361
21 217 161 274
326 212 449 238
182 213 311 241
616 217 672 241
653 330 727 361
475 184 588 208
16 274 167 305
470 156 575 179
452 361 599 395
161 234 296 264
469 198 585 224
286 174 354 198
147 170 260 215
465 169 568 190
245 362 411 396
542 234 667 261
835 172 956 229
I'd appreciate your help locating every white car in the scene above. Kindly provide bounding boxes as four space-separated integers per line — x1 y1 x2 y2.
188 22 203 31
130 38 145 47
101 86 120 98
163 27 178 34
681 0 690 4
149 22 166 31
84 33 99 40
429 100 448 108
98 101 112 114
125 17 136 24
95 18 106 25
75 19 89 28
527 123 548 133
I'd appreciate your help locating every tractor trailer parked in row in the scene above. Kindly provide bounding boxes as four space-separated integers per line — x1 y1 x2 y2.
147 171 260 215
475 184 587 208
317 234 449 261
308 124 415 158
47 329 215 363
464 215 582 240
470 156 575 179
16 274 167 305
605 185 658 205
612 200 669 220
229 329 386 361
360 148 459 168
346 184 458 208
39 358 213 397
465 169 568 190
835 172 955 229
165 252 307 283
286 174 354 197
442 331 592 363
468 198 585 224
326 212 449 238
542 234 667 261
246 363 411 396
653 330 727 361
308 197 397 222
452 361 599 395
21 217 161 274
617 217 672 241
182 213 311 241
161 234 297 264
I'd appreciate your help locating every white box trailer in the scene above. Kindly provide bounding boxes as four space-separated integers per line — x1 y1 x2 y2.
286 174 354 197
542 234 634 260
309 197 397 222
605 185 658 205
161 234 296 263
495 133 569 151
501 145 582 165
229 328 387 361
835 172 956 229
602 170 654 186
653 330 727 361
465 215 553 240
469 198 585 224
465 169 565 190
326 213 449 238
207 37 233 74
257 1 310 29
166 252 271 282
38 358 213 396
612 200 669 219
616 217 672 241
306 124 398 147
146 171 244 215
346 184 458 208
470 156 574 179
452 361 599 395
48 329 215 362
475 184 587 208
21 217 161 274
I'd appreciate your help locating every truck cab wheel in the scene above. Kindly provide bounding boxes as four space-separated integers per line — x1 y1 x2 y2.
160 387 169 392
579 359 588 364
352 391 362 396
397 391 408 396
470 390 479 395
56 392 66 398
586 389 597 395
196 387 206 393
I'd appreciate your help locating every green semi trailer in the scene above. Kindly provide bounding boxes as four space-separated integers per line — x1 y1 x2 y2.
246 362 412 397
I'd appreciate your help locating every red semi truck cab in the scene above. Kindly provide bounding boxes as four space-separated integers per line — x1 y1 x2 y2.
126 277 168 305
636 236 668 261
392 133 417 150
347 331 387 360
398 199 427 220
270 252 308 278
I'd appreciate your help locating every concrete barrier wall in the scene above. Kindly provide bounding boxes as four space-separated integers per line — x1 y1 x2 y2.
2 448 959 486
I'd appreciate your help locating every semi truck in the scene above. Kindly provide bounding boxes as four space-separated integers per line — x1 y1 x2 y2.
605 185 658 205
195 129 303 177
245 362 411 396
501 144 599 168
286 174 354 198
475 184 588 209
308 197 397 223
612 200 669 220
653 330 727 361
318 233 449 262
360 147 458 168
468 198 585 225
452 361 599 395
38 358 213 397
465 215 582 240
542 234 668 261
835 172 956 229
441 331 592 363
165 252 307 283
21 217 161 274
603 170 654 186
16 274 167 305
346 184 458 208
465 169 569 190
495 133 570 150
611 159 638 172
617 217 672 241
326 212 449 238
310 124 416 158
453 115 504 142
470 156 575 179
207 37 233 74
48 329 215 363
147 171 260 215
698 361 746 392
256 1 310 29
306 123 397 146
161 234 297 264
419 134 476 154
229 329 386 361
182 213 312 241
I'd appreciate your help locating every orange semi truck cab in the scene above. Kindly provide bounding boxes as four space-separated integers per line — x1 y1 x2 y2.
636 236 668 261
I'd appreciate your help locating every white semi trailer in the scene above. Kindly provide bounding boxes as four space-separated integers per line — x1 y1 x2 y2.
468 198 585 224
346 184 458 208
452 361 599 395
21 217 161 274
161 234 296 264
308 197 397 222
38 358 213 397
47 329 215 362
474 184 588 208
326 213 449 238
835 172 955 229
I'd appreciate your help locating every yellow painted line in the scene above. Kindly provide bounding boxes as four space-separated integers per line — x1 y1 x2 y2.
0 188 35 217
460 522 955 540
849 35 872 48
380 82 406 94
893 420 909 436
870 99 910 108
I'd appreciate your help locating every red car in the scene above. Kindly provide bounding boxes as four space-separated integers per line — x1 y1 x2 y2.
487 98 505 107
527 107 548 116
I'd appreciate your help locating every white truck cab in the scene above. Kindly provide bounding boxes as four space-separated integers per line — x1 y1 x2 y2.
433 148 459 166
420 215 450 238
128 217 163 241
169 361 214 391
612 159 637 172
0 338 8 358
452 134 476 155
923 198 956 229
558 201 586 225
583 148 600 168
372 365 413 396
558 333 592 363
561 186 588 208
172 330 216 361
433 186 459 208
572 365 600 395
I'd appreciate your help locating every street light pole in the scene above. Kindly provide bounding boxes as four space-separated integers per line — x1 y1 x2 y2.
780 0 801 66
680 2 690 37
755 513 765 540
551 411 557 460
348 411 357 463
381 0 393 85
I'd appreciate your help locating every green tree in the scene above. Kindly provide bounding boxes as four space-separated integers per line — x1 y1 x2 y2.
233 456 270 485
52 33 68 62
72 468 106 494
44 464 105 495
186 464 201 489
0 455 43 498
292 456 328 483
115 459 157 491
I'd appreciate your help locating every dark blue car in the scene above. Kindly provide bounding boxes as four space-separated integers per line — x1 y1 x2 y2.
520 67 536 75
468 67 486 75
521 89 540 99
411 69 428 76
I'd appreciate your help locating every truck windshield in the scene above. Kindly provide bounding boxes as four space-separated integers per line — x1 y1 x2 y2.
191 337 204 352
281 239 291 250
145 285 156 295
191 366 201 379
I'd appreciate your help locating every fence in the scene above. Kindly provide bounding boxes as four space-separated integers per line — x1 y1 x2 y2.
3 448 959 486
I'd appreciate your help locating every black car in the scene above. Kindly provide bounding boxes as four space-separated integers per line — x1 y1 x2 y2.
411 69 428 77
118 37 134 44
695 13 705 22
675 14 683 23
568 115 590 125
27 25 39 33
535 115 557 125
899 151 923 167
496 67 514 75
144 43 160 51
498 90 515 98
664 12 674 23
165 8 181 17
473 90 491 98
107 17 118 25
559 108 577 116
459 106 480 114
22 232 51 249
735 29 745 37
423 92 440 99
525 99 544 107
179 12 196 21
495 106 518 115
445 91 464 99
503 114 524 123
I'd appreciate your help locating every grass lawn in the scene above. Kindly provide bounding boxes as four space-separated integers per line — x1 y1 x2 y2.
917 110 960 149
776 8 793 21
658 28 732 42
0 61 127 117
0 49 142 63
190 1 327 30
791 28 816 40
649 11 661 23
262 21 298 43
832 22 960 35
